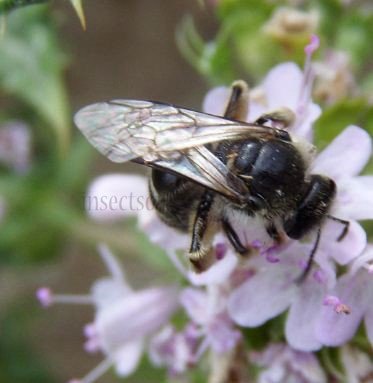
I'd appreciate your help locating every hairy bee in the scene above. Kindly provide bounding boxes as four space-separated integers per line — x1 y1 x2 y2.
74 81 348 279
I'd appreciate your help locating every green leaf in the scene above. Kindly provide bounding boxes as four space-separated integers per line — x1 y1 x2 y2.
0 5 70 156
0 0 48 14
314 98 372 150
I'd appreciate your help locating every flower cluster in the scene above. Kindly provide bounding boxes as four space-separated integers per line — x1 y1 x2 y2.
37 37 373 382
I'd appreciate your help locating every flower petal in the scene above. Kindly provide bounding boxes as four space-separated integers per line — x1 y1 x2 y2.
262 62 303 110
180 287 209 325
285 281 324 351
312 126 372 179
315 273 366 346
336 176 373 220
96 287 179 353
137 208 189 250
320 220 366 265
202 86 230 116
228 262 297 327
188 249 238 286
86 174 149 221
113 340 144 376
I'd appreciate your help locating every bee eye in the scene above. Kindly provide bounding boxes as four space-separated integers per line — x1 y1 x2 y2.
151 169 182 192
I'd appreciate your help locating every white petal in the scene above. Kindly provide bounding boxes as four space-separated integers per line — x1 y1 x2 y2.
336 176 373 220
188 250 238 286
294 102 321 140
202 86 231 116
113 340 144 376
86 174 149 221
228 263 297 327
315 273 366 346
320 220 366 265
137 208 189 250
262 62 303 110
285 281 324 351
312 126 372 179
180 287 209 325
96 287 179 354
91 277 132 310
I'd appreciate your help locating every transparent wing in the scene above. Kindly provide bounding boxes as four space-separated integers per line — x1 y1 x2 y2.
74 99 281 163
74 99 285 202
141 146 249 202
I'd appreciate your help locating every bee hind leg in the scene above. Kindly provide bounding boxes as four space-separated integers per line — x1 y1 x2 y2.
188 191 219 272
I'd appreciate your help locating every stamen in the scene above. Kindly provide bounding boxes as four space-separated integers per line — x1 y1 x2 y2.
84 323 97 338
215 243 227 260
323 295 351 314
296 34 320 124
313 269 327 284
97 243 124 281
68 357 112 383
36 287 93 306
36 287 53 307
261 246 280 263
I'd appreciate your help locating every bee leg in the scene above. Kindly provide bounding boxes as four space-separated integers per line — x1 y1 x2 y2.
224 80 249 121
189 191 218 272
326 214 350 241
255 107 295 129
266 222 286 244
295 227 321 284
222 217 248 255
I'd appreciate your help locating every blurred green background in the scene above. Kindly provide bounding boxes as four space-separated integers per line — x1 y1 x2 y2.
0 2 214 382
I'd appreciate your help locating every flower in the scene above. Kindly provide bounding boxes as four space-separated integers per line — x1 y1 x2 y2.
227 125 372 351
203 61 321 140
249 343 327 383
311 125 372 265
37 245 179 383
314 245 373 347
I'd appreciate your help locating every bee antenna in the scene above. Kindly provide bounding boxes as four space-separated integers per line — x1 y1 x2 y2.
326 215 350 242
295 227 321 285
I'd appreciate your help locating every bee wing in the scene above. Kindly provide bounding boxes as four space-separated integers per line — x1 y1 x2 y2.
74 99 280 163
141 146 249 203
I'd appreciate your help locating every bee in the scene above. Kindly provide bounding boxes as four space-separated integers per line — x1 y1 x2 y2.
74 80 349 280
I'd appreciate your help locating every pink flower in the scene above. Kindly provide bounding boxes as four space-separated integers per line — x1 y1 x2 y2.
227 125 372 351
311 125 372 265
37 245 179 383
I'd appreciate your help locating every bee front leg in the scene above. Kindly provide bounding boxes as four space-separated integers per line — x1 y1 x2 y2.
189 191 219 272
